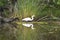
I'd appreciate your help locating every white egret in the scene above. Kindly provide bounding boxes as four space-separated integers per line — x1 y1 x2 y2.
22 15 35 21
22 23 35 29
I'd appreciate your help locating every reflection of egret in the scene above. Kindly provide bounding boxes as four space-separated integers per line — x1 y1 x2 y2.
22 15 35 21
22 23 35 29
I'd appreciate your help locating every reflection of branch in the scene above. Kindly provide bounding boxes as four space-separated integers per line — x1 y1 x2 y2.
37 15 48 21
9 23 17 28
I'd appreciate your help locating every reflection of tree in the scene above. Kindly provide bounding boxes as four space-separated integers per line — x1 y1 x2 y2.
0 23 18 40
0 22 18 29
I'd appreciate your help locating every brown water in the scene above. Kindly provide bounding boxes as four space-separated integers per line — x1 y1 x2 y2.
0 22 60 40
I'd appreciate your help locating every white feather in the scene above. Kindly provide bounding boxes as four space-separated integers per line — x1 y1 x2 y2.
22 15 35 21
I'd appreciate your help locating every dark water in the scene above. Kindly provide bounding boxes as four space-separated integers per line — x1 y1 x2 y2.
0 22 60 40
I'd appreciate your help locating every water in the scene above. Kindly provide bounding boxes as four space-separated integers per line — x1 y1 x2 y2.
0 22 60 40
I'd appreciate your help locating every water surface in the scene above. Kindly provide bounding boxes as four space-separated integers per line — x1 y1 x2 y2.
0 22 60 40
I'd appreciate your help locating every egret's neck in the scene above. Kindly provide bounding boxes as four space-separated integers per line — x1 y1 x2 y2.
31 16 34 20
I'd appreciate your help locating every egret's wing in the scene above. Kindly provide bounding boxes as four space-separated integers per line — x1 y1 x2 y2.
22 18 31 20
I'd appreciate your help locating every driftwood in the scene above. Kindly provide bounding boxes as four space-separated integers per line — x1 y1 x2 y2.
37 15 48 21
0 16 19 23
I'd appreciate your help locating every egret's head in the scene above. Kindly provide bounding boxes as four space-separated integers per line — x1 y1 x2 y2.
32 15 35 17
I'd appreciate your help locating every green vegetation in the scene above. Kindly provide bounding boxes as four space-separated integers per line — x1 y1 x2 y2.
0 0 60 40
0 0 60 21
17 0 60 20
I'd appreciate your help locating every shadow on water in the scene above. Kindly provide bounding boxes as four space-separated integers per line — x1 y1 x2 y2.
0 22 60 40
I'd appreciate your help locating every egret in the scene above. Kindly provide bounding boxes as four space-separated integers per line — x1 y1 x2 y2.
22 23 35 29
22 15 35 22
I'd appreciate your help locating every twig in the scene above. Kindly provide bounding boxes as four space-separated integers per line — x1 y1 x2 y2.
37 15 48 21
